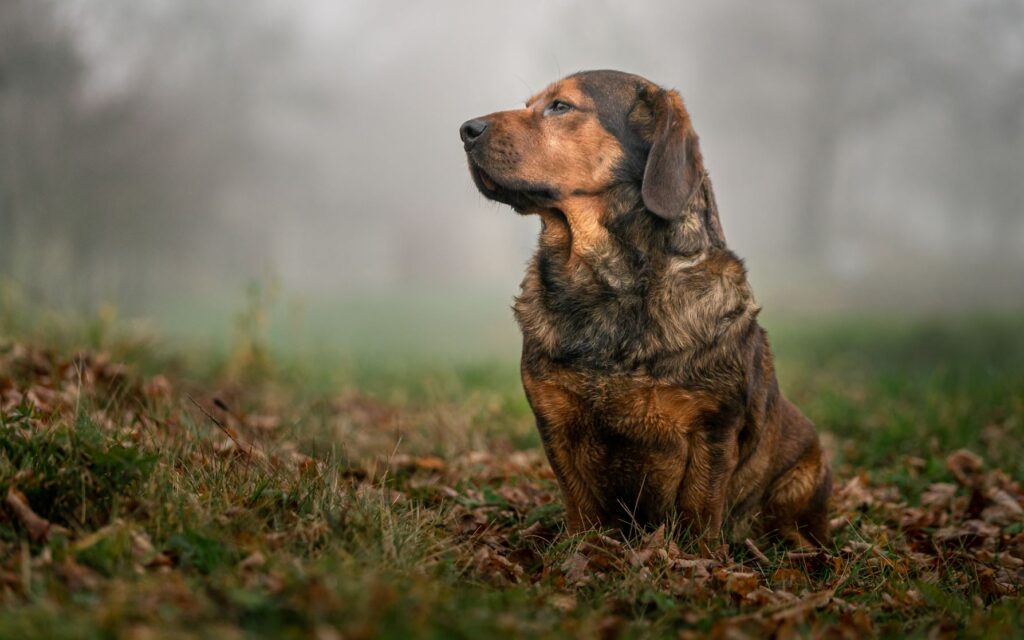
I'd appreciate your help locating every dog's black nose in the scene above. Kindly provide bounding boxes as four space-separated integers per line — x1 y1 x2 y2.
460 118 488 148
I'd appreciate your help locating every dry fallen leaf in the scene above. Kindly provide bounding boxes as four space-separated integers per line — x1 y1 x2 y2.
981 488 1024 525
642 524 667 549
415 456 446 471
55 558 101 591
768 589 834 622
920 483 958 508
835 474 874 510
517 521 544 539
934 519 1000 546
673 557 717 579
946 449 984 487
548 592 577 612
714 569 761 597
238 551 267 571
131 531 156 564
627 548 656 568
472 546 524 584
560 553 590 587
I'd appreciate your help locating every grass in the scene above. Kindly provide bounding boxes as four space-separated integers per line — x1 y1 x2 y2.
0 286 1022 638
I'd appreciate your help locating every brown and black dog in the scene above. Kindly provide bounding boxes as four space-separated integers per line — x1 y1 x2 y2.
460 70 830 547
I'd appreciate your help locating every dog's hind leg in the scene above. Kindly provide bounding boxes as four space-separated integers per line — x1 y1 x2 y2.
763 439 832 548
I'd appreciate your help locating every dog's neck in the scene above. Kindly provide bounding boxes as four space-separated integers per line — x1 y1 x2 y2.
532 178 726 290
515 178 756 371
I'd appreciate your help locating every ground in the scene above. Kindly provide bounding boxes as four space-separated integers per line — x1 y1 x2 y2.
0 291 1022 638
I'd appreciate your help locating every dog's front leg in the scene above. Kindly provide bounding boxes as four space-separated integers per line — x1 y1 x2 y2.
676 428 739 547
553 470 603 534
523 372 604 533
535 415 605 533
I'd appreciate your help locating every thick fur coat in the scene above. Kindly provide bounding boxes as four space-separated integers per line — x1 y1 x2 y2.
461 70 831 546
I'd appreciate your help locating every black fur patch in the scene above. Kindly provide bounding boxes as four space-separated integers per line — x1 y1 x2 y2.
572 70 652 185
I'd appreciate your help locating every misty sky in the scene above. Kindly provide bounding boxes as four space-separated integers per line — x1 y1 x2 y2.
4 0 1023 312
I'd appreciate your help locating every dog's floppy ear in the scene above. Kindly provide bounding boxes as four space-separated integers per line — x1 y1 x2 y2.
639 88 705 220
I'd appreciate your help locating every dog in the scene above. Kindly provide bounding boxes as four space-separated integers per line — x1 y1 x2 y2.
460 70 830 547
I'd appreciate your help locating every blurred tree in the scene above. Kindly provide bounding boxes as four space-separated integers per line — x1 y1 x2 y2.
0 0 82 286
976 0 1024 258
714 0 1024 269
0 1 292 309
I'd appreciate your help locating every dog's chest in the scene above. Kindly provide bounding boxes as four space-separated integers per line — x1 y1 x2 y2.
522 370 712 448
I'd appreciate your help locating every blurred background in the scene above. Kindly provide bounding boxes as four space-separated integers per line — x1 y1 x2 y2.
1 0 1022 360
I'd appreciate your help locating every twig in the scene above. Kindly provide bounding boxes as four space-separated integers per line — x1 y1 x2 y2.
745 538 771 565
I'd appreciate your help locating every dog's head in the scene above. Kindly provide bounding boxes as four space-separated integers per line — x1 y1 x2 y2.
460 70 706 221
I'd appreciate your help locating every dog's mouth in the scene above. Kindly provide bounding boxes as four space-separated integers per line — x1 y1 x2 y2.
476 167 498 192
468 162 557 212
471 164 511 198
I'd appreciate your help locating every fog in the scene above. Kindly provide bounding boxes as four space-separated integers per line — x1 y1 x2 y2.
2 0 1023 327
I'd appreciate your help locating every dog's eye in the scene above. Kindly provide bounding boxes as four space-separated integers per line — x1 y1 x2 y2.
544 100 574 116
